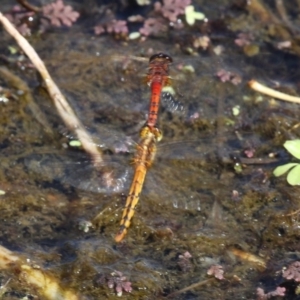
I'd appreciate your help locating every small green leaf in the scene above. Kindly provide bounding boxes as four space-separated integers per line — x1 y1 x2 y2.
273 163 299 177
69 140 82 147
232 105 240 116
287 164 300 185
8 46 18 54
234 162 243 174
128 32 141 40
284 140 300 159
185 5 205 26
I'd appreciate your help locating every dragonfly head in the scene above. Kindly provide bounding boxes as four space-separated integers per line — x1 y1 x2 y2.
149 53 173 64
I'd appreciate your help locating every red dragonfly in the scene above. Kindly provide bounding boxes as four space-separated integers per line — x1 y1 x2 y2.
146 52 173 128
24 52 273 241
113 53 173 242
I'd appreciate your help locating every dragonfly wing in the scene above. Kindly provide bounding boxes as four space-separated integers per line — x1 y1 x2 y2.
24 151 131 194
145 157 229 211
161 90 185 113
143 132 262 211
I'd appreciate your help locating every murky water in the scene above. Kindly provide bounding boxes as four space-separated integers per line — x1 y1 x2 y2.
1 0 300 299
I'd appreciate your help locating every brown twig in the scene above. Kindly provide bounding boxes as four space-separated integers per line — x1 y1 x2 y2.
275 0 297 34
0 66 53 134
166 278 215 298
239 157 279 164
0 245 79 300
15 0 40 13
228 247 267 270
247 0 278 23
285 208 300 216
0 11 103 165
249 80 300 104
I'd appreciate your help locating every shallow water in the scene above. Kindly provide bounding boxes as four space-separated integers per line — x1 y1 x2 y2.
1 0 300 299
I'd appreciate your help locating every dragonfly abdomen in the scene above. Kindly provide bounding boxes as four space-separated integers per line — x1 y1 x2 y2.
115 126 162 242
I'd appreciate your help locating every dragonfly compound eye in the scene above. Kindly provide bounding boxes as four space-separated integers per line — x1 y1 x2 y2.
149 53 173 63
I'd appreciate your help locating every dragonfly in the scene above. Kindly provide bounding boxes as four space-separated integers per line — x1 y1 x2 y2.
26 51 275 241
113 53 173 242
108 52 226 241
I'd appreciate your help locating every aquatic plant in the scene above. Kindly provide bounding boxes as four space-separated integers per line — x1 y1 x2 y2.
154 0 191 22
41 0 79 27
207 264 224 280
177 251 192 272
193 35 210 50
94 20 129 36
273 140 300 185
139 1 204 37
216 69 242 85
4 0 79 35
282 261 300 282
234 32 254 47
5 0 205 40
256 286 286 299
4 5 35 35
139 17 167 37
185 4 205 25
94 0 205 39
98 271 132 297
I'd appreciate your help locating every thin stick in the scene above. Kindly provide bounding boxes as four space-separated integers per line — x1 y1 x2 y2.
166 278 214 298
285 208 300 216
228 247 266 270
0 245 79 300
0 66 53 134
249 80 300 104
275 0 295 34
0 12 103 165
15 0 40 13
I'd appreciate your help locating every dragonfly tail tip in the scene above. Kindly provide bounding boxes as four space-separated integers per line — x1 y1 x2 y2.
115 231 126 243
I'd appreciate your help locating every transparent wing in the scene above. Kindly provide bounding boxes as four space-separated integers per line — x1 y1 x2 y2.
24 149 132 194
140 130 274 212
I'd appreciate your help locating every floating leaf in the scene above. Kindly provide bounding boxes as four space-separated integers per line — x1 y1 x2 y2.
273 163 298 177
128 32 141 40
284 140 300 159
232 105 240 116
136 0 150 5
287 164 300 185
185 5 205 25
69 140 81 147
